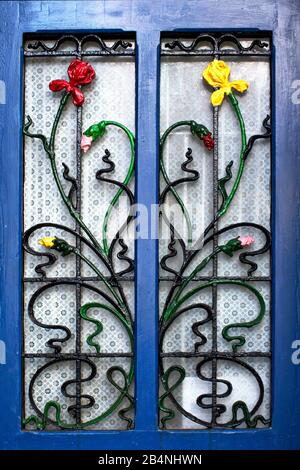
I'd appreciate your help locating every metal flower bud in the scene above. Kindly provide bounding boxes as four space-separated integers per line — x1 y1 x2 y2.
39 237 74 257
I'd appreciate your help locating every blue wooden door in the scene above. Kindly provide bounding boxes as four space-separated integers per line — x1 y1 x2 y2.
0 0 300 450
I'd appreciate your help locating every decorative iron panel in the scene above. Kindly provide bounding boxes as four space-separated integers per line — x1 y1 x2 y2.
22 34 136 430
159 33 272 429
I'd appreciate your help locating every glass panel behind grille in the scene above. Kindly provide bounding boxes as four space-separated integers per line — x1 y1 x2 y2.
22 34 136 431
159 33 272 429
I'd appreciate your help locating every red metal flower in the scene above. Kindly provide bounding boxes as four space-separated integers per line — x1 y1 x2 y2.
49 59 96 106
202 132 214 150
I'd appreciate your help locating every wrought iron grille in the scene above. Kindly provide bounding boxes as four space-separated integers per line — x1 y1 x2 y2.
159 32 272 429
22 34 136 430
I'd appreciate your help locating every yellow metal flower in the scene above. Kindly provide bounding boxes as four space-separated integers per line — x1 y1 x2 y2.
203 60 249 106
38 237 56 248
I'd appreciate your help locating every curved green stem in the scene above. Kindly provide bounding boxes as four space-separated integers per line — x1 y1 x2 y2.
100 121 135 255
24 96 134 316
24 92 105 255
217 93 247 218
80 305 103 353
79 306 134 428
48 93 105 255
229 401 270 428
80 301 133 353
159 366 186 429
84 361 134 429
222 286 265 352
166 247 221 317
49 92 69 150
24 97 134 319
161 94 248 319
160 121 194 246
23 401 63 430
106 366 135 429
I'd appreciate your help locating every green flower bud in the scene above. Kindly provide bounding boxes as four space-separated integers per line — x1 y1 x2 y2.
219 237 242 257
52 238 74 257
84 121 107 141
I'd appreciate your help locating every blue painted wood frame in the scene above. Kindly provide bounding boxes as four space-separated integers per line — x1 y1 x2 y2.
0 0 300 450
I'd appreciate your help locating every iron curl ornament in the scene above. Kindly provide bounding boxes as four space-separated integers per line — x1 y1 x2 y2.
23 58 135 430
159 59 272 429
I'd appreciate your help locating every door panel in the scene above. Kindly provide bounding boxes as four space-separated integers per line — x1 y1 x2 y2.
159 33 271 430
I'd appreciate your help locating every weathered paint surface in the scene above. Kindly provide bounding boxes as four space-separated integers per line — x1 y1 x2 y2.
0 0 300 450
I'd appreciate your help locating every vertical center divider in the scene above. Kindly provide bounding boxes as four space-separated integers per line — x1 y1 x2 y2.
135 31 161 431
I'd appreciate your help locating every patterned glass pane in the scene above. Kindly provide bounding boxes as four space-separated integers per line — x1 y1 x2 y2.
159 33 272 429
22 35 136 431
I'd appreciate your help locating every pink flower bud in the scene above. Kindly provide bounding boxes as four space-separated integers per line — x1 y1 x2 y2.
238 235 254 247
80 135 93 153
